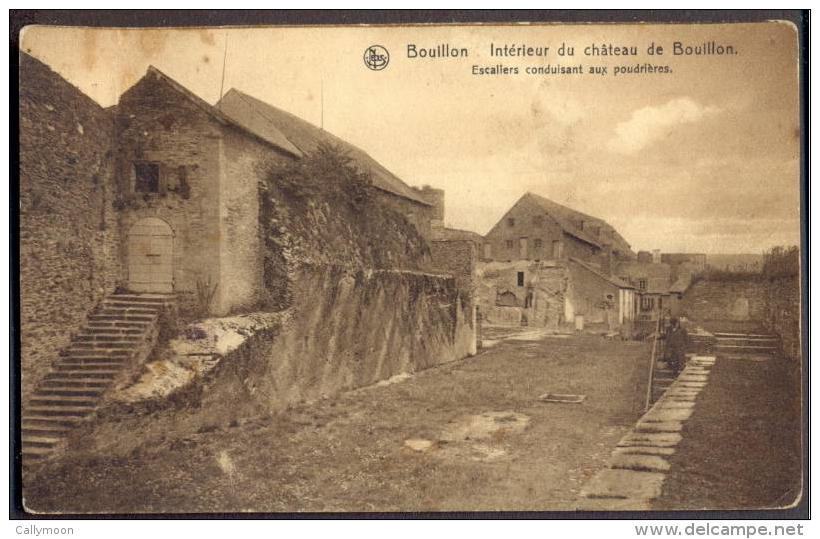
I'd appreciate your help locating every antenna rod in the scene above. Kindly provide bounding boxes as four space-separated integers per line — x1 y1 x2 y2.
219 32 228 100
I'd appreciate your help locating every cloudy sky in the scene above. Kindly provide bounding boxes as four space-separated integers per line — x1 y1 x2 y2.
22 22 801 253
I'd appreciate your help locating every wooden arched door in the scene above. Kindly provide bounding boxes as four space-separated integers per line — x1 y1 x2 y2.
127 218 173 293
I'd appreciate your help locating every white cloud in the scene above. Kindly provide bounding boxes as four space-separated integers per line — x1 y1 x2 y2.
607 98 720 154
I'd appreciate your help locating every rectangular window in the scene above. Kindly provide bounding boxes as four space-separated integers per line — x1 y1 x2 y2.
507 217 516 227
517 271 525 287
505 239 514 249
483 243 492 260
519 237 528 259
552 240 563 259
638 278 648 291
641 296 655 311
534 238 542 249
134 162 160 193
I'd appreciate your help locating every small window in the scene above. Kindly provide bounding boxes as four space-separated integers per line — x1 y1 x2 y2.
135 163 160 193
483 243 492 259
641 296 655 311
517 271 525 287
533 215 544 226
534 238 543 249
507 217 516 227
505 239 514 249
638 278 648 291
552 240 564 259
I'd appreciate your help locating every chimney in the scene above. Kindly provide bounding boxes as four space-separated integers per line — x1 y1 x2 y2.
652 249 661 264
637 250 652 264
416 186 445 223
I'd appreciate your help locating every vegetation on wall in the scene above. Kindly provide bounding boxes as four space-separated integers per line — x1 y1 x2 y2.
258 143 430 309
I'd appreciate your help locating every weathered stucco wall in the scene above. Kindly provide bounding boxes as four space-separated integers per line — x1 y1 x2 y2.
566 260 623 326
19 53 121 398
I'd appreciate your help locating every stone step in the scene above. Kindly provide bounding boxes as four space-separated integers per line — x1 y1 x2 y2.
713 332 778 338
35 386 105 397
84 321 149 329
21 415 80 428
45 370 118 380
70 341 139 349
64 348 132 357
26 405 94 417
21 435 64 448
82 326 145 334
54 362 126 372
74 334 142 342
22 446 54 460
715 344 778 350
99 308 160 316
22 425 71 438
41 378 110 388
107 294 171 304
29 395 99 407
88 314 155 322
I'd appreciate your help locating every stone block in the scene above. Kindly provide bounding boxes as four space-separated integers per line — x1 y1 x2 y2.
613 446 676 457
610 453 671 472
635 421 683 433
580 469 666 500
642 408 693 422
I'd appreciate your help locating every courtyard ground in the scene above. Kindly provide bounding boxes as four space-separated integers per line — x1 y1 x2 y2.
25 333 652 513
651 321 803 511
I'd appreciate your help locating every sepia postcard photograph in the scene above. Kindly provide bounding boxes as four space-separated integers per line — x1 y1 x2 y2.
12 11 806 516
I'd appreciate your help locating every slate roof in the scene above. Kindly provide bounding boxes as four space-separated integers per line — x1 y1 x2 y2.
569 257 635 289
217 88 431 206
525 192 632 255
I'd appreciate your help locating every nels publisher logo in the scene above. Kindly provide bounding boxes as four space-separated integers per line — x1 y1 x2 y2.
363 45 389 70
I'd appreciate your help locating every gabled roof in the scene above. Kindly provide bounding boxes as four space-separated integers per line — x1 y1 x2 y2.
217 88 431 207
525 192 632 254
616 261 673 294
669 274 693 294
569 257 635 289
130 67 304 159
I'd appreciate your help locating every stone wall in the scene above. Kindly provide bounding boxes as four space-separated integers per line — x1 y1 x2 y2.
761 275 802 360
566 260 623 326
200 265 475 413
679 279 766 322
476 260 569 328
19 53 121 398
115 70 225 313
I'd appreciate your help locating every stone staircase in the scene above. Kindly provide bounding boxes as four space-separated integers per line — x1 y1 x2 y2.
713 332 781 359
22 293 173 465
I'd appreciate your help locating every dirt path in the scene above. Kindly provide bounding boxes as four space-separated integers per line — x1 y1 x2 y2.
24 334 652 513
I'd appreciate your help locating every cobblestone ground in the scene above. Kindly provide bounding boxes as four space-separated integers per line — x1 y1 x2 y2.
24 333 651 513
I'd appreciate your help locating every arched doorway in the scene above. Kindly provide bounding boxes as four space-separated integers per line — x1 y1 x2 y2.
127 217 173 293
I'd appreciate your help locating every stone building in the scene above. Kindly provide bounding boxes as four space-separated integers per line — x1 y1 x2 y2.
476 192 636 330
481 192 634 269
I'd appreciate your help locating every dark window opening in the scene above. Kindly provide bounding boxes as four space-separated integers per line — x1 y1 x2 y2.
135 163 160 193
507 217 516 227
533 215 543 226
517 271 525 287
505 239 514 249
638 278 648 291
534 238 543 249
